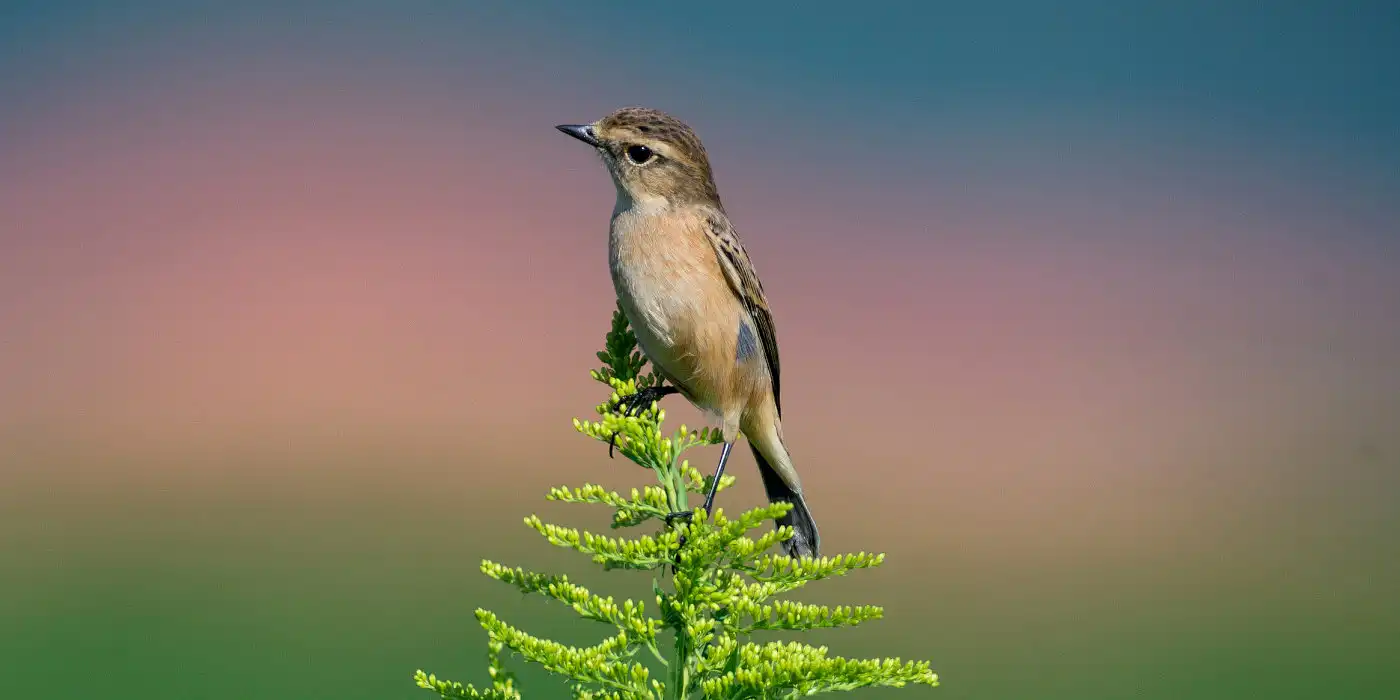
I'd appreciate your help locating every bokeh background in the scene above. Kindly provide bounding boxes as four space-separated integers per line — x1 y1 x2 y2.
2 2 1397 698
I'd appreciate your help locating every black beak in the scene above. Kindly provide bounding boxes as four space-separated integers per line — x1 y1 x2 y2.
555 123 600 147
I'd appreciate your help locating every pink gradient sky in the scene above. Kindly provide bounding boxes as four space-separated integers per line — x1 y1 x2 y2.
4 7 1399 699
1 6 1397 581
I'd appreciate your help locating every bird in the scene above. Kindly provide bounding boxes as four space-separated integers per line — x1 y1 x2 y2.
556 107 819 558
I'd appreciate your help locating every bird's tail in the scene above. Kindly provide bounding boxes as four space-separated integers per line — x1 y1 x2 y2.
751 442 820 559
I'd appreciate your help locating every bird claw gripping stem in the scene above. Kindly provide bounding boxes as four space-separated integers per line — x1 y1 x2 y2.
664 510 694 525
665 510 694 573
606 384 681 458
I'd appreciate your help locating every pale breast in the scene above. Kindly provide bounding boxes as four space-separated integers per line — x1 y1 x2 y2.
609 206 736 410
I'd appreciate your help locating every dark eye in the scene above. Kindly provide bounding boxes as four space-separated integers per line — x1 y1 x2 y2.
625 144 654 165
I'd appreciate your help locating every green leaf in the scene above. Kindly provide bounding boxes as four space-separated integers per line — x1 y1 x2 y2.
414 670 520 700
481 561 661 642
476 611 654 698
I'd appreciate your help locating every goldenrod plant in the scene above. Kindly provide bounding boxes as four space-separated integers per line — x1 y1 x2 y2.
414 305 939 699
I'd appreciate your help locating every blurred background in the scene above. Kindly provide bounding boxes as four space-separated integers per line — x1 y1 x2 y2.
2 2 1397 698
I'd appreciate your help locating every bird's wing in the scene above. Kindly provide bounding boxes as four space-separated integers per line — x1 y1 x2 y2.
704 213 782 417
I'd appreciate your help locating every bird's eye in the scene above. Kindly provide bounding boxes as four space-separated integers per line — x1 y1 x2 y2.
625 144 654 165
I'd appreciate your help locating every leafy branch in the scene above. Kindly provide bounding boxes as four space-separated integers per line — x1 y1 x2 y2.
415 302 940 699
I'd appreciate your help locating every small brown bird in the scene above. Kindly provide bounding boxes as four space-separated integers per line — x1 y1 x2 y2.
557 107 818 558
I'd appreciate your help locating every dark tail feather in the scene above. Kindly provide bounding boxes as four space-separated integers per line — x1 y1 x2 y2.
752 444 820 558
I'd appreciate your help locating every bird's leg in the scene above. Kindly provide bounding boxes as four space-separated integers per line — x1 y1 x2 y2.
701 441 733 516
664 504 694 574
669 441 734 556
607 384 680 458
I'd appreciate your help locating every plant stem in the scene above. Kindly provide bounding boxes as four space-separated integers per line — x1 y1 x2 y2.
672 464 688 513
666 458 689 700
656 466 678 515
657 458 687 516
668 620 689 700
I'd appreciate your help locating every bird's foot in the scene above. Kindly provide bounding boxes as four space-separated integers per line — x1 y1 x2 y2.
606 385 680 458
665 510 694 572
614 385 679 417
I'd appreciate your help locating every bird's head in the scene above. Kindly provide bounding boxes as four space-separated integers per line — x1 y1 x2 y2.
556 107 720 208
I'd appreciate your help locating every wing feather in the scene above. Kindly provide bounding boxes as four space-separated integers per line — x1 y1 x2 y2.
704 213 783 417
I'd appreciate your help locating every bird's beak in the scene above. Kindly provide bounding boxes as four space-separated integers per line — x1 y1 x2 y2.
555 123 600 147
